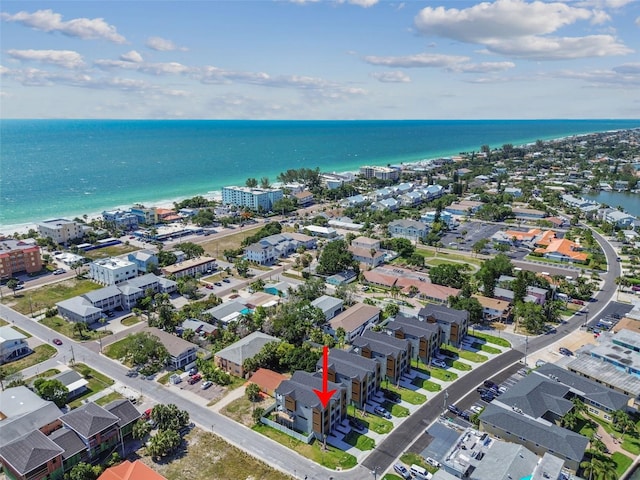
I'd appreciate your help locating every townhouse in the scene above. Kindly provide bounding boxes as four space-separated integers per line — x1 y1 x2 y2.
418 304 469 348
351 330 411 385
387 219 429 240
386 313 441 364
319 348 381 409
324 302 381 343
275 371 347 440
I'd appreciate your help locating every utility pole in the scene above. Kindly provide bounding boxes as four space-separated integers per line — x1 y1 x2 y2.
524 336 528 366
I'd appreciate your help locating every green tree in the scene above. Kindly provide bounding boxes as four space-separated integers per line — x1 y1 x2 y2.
6 279 19 296
245 177 258 188
147 428 182 459
429 264 469 289
252 406 265 425
384 302 400 319
132 419 152 439
174 242 204 259
66 462 101 480
448 296 483 324
246 382 261 402
316 239 357 275
151 404 190 432
33 378 68 407
235 258 250 277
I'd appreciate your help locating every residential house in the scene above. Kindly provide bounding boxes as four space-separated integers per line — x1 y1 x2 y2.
302 225 338 238
0 326 30 364
472 295 511 322
388 219 429 240
102 210 138 230
399 191 423 207
274 371 347 440
244 243 278 265
371 198 399 211
204 300 246 325
141 327 197 370
340 194 368 208
534 238 588 264
98 460 167 480
0 386 63 443
321 173 354 190
418 304 469 348
51 370 88 400
130 205 159 225
386 314 441 364
221 186 283 211
127 250 158 274
603 209 636 228
59 403 121 459
0 430 65 480
103 399 142 440
247 368 287 397
37 219 85 245
348 245 386 268
311 295 344 321
161 256 217 278
320 348 381 409
420 184 444 201
327 217 364 231
351 330 411 384
56 296 105 325
504 187 523 197
117 274 176 310
48 428 88 474
215 331 279 377
294 191 314 207
512 207 547 220
326 270 357 286
351 236 380 250
325 303 380 343
179 318 217 338
526 285 548 305
420 210 455 227
89 258 138 285
444 201 483 216
0 239 42 280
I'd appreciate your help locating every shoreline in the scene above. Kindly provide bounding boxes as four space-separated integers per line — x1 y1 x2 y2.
2 125 637 237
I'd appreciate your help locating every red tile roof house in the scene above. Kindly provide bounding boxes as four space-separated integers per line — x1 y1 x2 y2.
98 460 167 480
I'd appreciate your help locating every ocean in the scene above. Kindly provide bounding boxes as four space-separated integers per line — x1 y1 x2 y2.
2 119 639 231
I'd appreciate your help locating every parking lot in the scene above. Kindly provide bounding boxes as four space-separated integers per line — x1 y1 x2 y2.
170 373 226 402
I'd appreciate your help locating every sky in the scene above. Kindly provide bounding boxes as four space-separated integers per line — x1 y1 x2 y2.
1 0 639 120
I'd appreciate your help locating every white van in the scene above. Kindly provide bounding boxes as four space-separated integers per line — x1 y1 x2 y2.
410 464 428 479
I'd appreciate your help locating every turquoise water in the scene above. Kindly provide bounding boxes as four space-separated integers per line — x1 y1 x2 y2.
584 190 640 217
2 119 639 230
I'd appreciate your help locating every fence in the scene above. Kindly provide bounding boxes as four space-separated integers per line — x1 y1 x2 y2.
260 403 314 444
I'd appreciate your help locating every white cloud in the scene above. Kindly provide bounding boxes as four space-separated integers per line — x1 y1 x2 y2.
7 49 84 69
363 52 469 68
338 0 379 6
413 0 632 60
120 50 143 63
0 9 126 43
574 0 635 8
635 16 640 26
94 59 191 75
145 36 187 52
370 71 411 82
448 61 516 73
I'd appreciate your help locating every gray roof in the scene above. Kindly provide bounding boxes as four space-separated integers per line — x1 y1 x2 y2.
479 403 588 463
311 295 343 313
352 329 409 357
52 370 83 388
48 428 86 460
181 319 216 334
59 402 119 439
0 430 63 475
322 348 377 382
83 285 122 303
470 442 537 480
0 326 26 341
128 250 157 262
56 296 102 317
419 304 469 325
0 386 62 441
496 374 573 418
276 371 343 410
215 331 279 365
120 273 159 289
534 363 630 411
493 287 514 300
143 327 197 357
387 313 440 339
104 399 141 428
567 355 640 397
204 300 246 321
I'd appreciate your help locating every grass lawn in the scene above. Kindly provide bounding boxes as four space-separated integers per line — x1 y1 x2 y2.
414 363 458 382
383 401 409 417
140 428 294 480
12 325 32 338
343 431 375 450
40 316 112 342
83 244 140 260
411 377 441 392
200 225 264 258
4 279 102 315
469 332 511 347
1 345 57 374
68 363 115 409
441 345 488 363
612 452 633 477
450 360 472 371
400 452 432 472
103 336 131 361
386 384 427 404
253 423 357 470
475 343 502 354
348 405 393 434
95 391 124 406
27 368 61 381
220 395 274 427
121 315 142 326
0 318 7 326
382 475 403 480
157 371 174 385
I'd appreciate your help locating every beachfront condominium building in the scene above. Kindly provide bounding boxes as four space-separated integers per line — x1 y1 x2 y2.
221 186 283 212
0 239 42 280
358 165 400 182
89 258 138 285
37 219 85 245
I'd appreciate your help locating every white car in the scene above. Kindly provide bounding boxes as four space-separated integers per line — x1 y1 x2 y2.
470 405 483 414
201 380 213 390
431 359 447 368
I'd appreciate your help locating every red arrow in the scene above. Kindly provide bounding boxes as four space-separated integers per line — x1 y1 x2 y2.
313 345 336 408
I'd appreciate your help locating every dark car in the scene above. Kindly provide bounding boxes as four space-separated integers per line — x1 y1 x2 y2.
559 347 573 356
348 418 366 432
52 338 63 345
214 282 223 287
459 410 471 420
448 404 462 415
480 392 495 402
476 386 491 395
382 388 401 403
483 380 497 389
222 278 231 283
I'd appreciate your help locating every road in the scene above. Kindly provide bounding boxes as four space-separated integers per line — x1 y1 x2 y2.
0 226 621 479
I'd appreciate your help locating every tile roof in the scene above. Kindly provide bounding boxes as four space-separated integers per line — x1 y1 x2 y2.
248 368 287 394
59 402 119 439
0 430 63 475
534 238 588 262
98 460 167 480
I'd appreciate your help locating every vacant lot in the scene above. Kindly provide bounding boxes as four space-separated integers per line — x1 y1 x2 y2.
220 395 274 427
4 278 102 315
137 428 293 480
200 225 264 257
83 244 140 260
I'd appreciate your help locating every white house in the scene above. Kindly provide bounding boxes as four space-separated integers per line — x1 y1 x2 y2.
89 258 138 285
0 326 30 364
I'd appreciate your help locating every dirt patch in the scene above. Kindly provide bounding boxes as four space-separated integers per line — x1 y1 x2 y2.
220 394 275 427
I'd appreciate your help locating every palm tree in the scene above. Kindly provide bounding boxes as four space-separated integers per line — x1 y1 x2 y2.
389 285 401 299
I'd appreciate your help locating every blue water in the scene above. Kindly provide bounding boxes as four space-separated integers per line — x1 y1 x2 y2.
584 190 640 217
2 119 639 230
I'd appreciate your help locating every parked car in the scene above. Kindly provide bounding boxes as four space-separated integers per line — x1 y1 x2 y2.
470 405 483 414
53 269 65 275
382 388 401 403
348 417 366 432
52 338 63 345
483 380 497 389
393 463 411 479
425 457 441 468
205 284 214 290
431 359 447 368
459 410 471 420
447 404 462 415
215 282 223 287
201 380 213 390
188 367 198 376
559 347 573 356
374 406 391 419
571 299 585 305
480 392 495 402
189 374 202 384
222 278 231 283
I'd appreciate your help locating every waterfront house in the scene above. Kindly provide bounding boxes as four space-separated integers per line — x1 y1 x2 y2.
102 210 138 230
602 209 636 228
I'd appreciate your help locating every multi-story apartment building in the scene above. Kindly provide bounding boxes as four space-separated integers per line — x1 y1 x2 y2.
101 209 139 230
160 256 217 278
0 239 42 280
358 166 400 181
221 186 283 212
89 258 138 285
386 314 441 364
418 304 469 348
36 219 84 245
351 330 411 385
